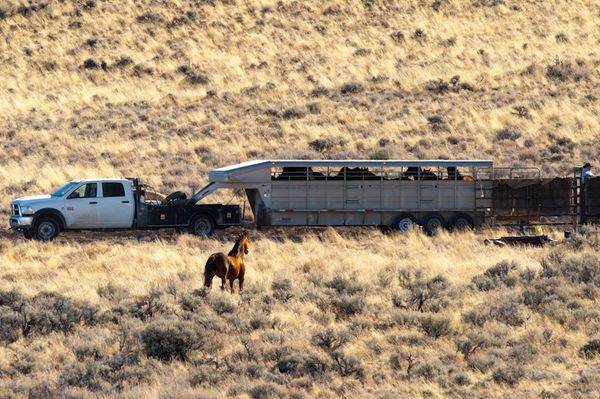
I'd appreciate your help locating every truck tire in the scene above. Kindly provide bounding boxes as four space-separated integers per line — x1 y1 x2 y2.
422 213 445 236
34 217 60 241
393 214 416 233
190 215 215 237
449 214 474 231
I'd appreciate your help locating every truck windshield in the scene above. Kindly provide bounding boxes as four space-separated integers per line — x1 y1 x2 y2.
51 182 79 197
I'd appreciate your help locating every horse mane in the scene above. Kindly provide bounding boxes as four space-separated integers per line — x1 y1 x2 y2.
228 235 244 257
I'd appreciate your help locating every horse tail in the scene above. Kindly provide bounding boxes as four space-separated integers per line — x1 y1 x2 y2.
204 255 216 287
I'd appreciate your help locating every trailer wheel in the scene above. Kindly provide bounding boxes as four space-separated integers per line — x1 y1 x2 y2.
422 214 445 236
33 217 60 241
393 214 416 233
449 214 474 231
190 215 215 237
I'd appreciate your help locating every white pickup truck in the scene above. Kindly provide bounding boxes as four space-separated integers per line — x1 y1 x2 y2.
9 178 241 240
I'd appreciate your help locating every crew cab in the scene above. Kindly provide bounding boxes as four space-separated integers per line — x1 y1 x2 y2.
9 178 241 240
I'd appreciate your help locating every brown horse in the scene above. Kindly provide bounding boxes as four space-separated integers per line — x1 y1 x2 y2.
203 231 249 293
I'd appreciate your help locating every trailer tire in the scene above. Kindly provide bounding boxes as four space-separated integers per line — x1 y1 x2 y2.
449 214 474 231
393 214 417 233
190 215 215 237
33 217 60 241
422 213 445 236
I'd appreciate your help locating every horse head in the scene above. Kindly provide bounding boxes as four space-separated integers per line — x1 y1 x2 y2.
240 231 249 255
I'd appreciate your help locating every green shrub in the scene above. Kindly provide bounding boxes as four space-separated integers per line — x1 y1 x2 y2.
97 282 129 303
325 276 364 295
509 340 536 364
0 290 25 309
330 351 364 379
453 373 471 386
420 315 452 339
271 279 294 302
208 295 237 315
461 306 490 327
522 280 568 311
25 292 99 336
59 361 110 392
141 319 204 361
73 343 105 361
130 289 164 320
495 128 521 141
492 365 524 386
311 328 350 351
467 354 495 373
332 295 365 318
472 260 517 291
411 360 445 380
397 274 450 313
455 332 491 360
276 353 330 378
489 300 526 327
12 354 36 374
390 310 420 327
179 295 205 313
0 309 22 344
579 339 600 358
249 382 287 399
190 365 222 387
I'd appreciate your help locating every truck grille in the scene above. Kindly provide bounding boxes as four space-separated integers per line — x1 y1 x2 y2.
11 204 20 216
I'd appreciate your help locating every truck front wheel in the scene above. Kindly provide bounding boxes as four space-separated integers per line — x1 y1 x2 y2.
34 217 60 241
190 215 215 237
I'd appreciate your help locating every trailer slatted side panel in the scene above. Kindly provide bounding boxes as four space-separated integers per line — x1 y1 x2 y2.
203 160 494 228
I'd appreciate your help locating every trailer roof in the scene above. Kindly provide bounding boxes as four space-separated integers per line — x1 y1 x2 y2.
209 159 493 181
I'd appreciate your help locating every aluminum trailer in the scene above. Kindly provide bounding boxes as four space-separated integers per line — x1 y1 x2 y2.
193 160 496 234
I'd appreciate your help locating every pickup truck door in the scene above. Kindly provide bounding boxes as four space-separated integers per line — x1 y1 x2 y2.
63 182 101 228
98 182 134 228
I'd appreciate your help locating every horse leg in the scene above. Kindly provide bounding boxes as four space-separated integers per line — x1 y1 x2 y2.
238 265 245 293
203 258 214 288
229 278 235 294
220 276 226 291
204 272 213 288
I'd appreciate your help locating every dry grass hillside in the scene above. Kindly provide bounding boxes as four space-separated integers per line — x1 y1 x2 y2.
1 0 600 398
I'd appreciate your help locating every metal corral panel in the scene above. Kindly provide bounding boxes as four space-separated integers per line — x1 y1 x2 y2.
269 160 493 168
209 159 493 184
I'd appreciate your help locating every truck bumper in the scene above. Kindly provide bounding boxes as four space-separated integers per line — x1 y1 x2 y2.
10 216 34 229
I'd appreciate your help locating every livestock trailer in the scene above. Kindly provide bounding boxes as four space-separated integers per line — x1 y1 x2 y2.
194 160 500 234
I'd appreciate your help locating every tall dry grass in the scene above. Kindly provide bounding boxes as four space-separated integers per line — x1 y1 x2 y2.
1 228 600 398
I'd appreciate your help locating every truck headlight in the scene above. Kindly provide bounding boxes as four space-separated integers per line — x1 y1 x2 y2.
21 206 35 215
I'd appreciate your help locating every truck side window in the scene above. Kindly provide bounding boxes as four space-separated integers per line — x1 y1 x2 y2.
102 182 125 197
68 183 97 199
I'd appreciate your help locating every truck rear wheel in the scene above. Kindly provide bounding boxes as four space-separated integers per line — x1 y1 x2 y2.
34 217 59 241
190 215 215 237
422 213 445 236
